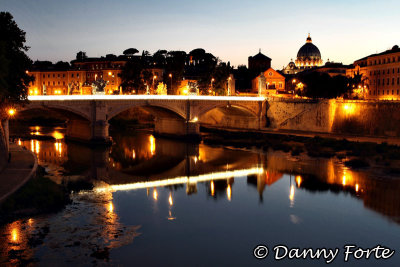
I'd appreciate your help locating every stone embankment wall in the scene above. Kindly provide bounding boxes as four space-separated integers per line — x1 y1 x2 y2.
266 98 400 137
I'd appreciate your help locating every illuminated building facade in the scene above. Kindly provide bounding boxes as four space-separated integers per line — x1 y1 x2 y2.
346 45 400 99
252 68 285 95
27 55 166 95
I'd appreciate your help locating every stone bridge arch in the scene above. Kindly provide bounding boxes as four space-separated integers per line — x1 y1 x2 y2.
194 100 265 130
18 101 92 121
106 100 187 121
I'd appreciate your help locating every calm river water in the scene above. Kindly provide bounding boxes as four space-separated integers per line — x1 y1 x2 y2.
1 125 400 266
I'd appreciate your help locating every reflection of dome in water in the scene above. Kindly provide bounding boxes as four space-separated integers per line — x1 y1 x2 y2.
295 34 323 68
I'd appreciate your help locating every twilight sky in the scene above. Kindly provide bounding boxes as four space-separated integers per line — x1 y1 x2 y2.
2 0 400 69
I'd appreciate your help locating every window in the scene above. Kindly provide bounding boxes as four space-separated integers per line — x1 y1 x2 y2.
397 90 399 95
58 81 60 85
392 90 394 95
387 90 389 94
43 81 45 85
63 74 65 78
393 69 395 74
393 78 395 85
48 82 50 86
77 74 79 78
279 83 283 88
43 74 45 78
398 78 399 85
387 78 390 85
48 74 50 78
387 69 390 74
71 74 74 78
53 81 55 85
388 58 391 63
63 81 65 86
383 59 386 64
58 74 60 78
53 74 55 78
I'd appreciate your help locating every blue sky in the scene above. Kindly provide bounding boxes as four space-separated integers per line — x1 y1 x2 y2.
2 0 400 68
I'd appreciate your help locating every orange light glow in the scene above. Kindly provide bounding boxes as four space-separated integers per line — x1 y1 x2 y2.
296 176 302 187
289 185 295 202
153 189 158 201
108 202 114 212
132 149 136 159
210 181 215 196
227 184 232 201
8 108 16 116
169 193 173 206
342 175 346 186
18 139 21 146
11 228 18 242
149 135 156 155
355 184 359 192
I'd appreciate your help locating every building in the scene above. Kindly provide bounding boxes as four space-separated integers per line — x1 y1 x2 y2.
347 45 400 99
282 34 323 74
27 54 167 96
248 50 271 74
252 68 285 96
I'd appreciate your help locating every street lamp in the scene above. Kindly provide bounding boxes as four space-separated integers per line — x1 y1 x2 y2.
210 78 215 95
169 73 172 93
227 77 232 96
8 108 16 117
152 75 157 94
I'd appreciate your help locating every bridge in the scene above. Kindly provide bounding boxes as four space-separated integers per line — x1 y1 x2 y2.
18 95 267 144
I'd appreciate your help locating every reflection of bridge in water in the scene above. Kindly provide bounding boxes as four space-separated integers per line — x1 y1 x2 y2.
20 133 400 226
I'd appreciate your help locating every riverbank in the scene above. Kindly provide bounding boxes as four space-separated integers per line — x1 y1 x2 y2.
0 143 38 203
202 126 400 174
0 143 70 224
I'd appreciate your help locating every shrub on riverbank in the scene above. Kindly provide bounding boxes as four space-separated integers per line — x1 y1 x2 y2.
0 168 70 224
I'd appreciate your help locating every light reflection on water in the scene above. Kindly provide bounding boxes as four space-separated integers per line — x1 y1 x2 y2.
2 125 400 266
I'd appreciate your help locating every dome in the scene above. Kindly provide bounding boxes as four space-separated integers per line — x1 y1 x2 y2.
295 34 322 68
297 35 321 59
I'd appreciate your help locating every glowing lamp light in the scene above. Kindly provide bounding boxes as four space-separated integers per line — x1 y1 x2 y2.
169 193 173 206
108 71 112 76
227 184 232 201
296 176 302 187
210 181 215 196
153 189 158 200
108 202 114 212
289 185 295 201
355 184 359 192
8 108 16 117
342 175 346 186
11 228 18 242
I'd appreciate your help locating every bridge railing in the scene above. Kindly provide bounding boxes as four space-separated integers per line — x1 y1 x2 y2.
27 95 266 101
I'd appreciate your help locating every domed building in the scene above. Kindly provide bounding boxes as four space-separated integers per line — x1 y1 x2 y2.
295 34 323 69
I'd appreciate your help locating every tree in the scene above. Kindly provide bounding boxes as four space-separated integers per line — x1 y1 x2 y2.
296 71 351 99
123 48 139 57
0 12 34 160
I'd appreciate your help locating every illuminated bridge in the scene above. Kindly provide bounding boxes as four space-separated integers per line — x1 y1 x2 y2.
19 95 267 143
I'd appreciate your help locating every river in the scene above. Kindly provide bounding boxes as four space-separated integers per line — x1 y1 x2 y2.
1 125 400 266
